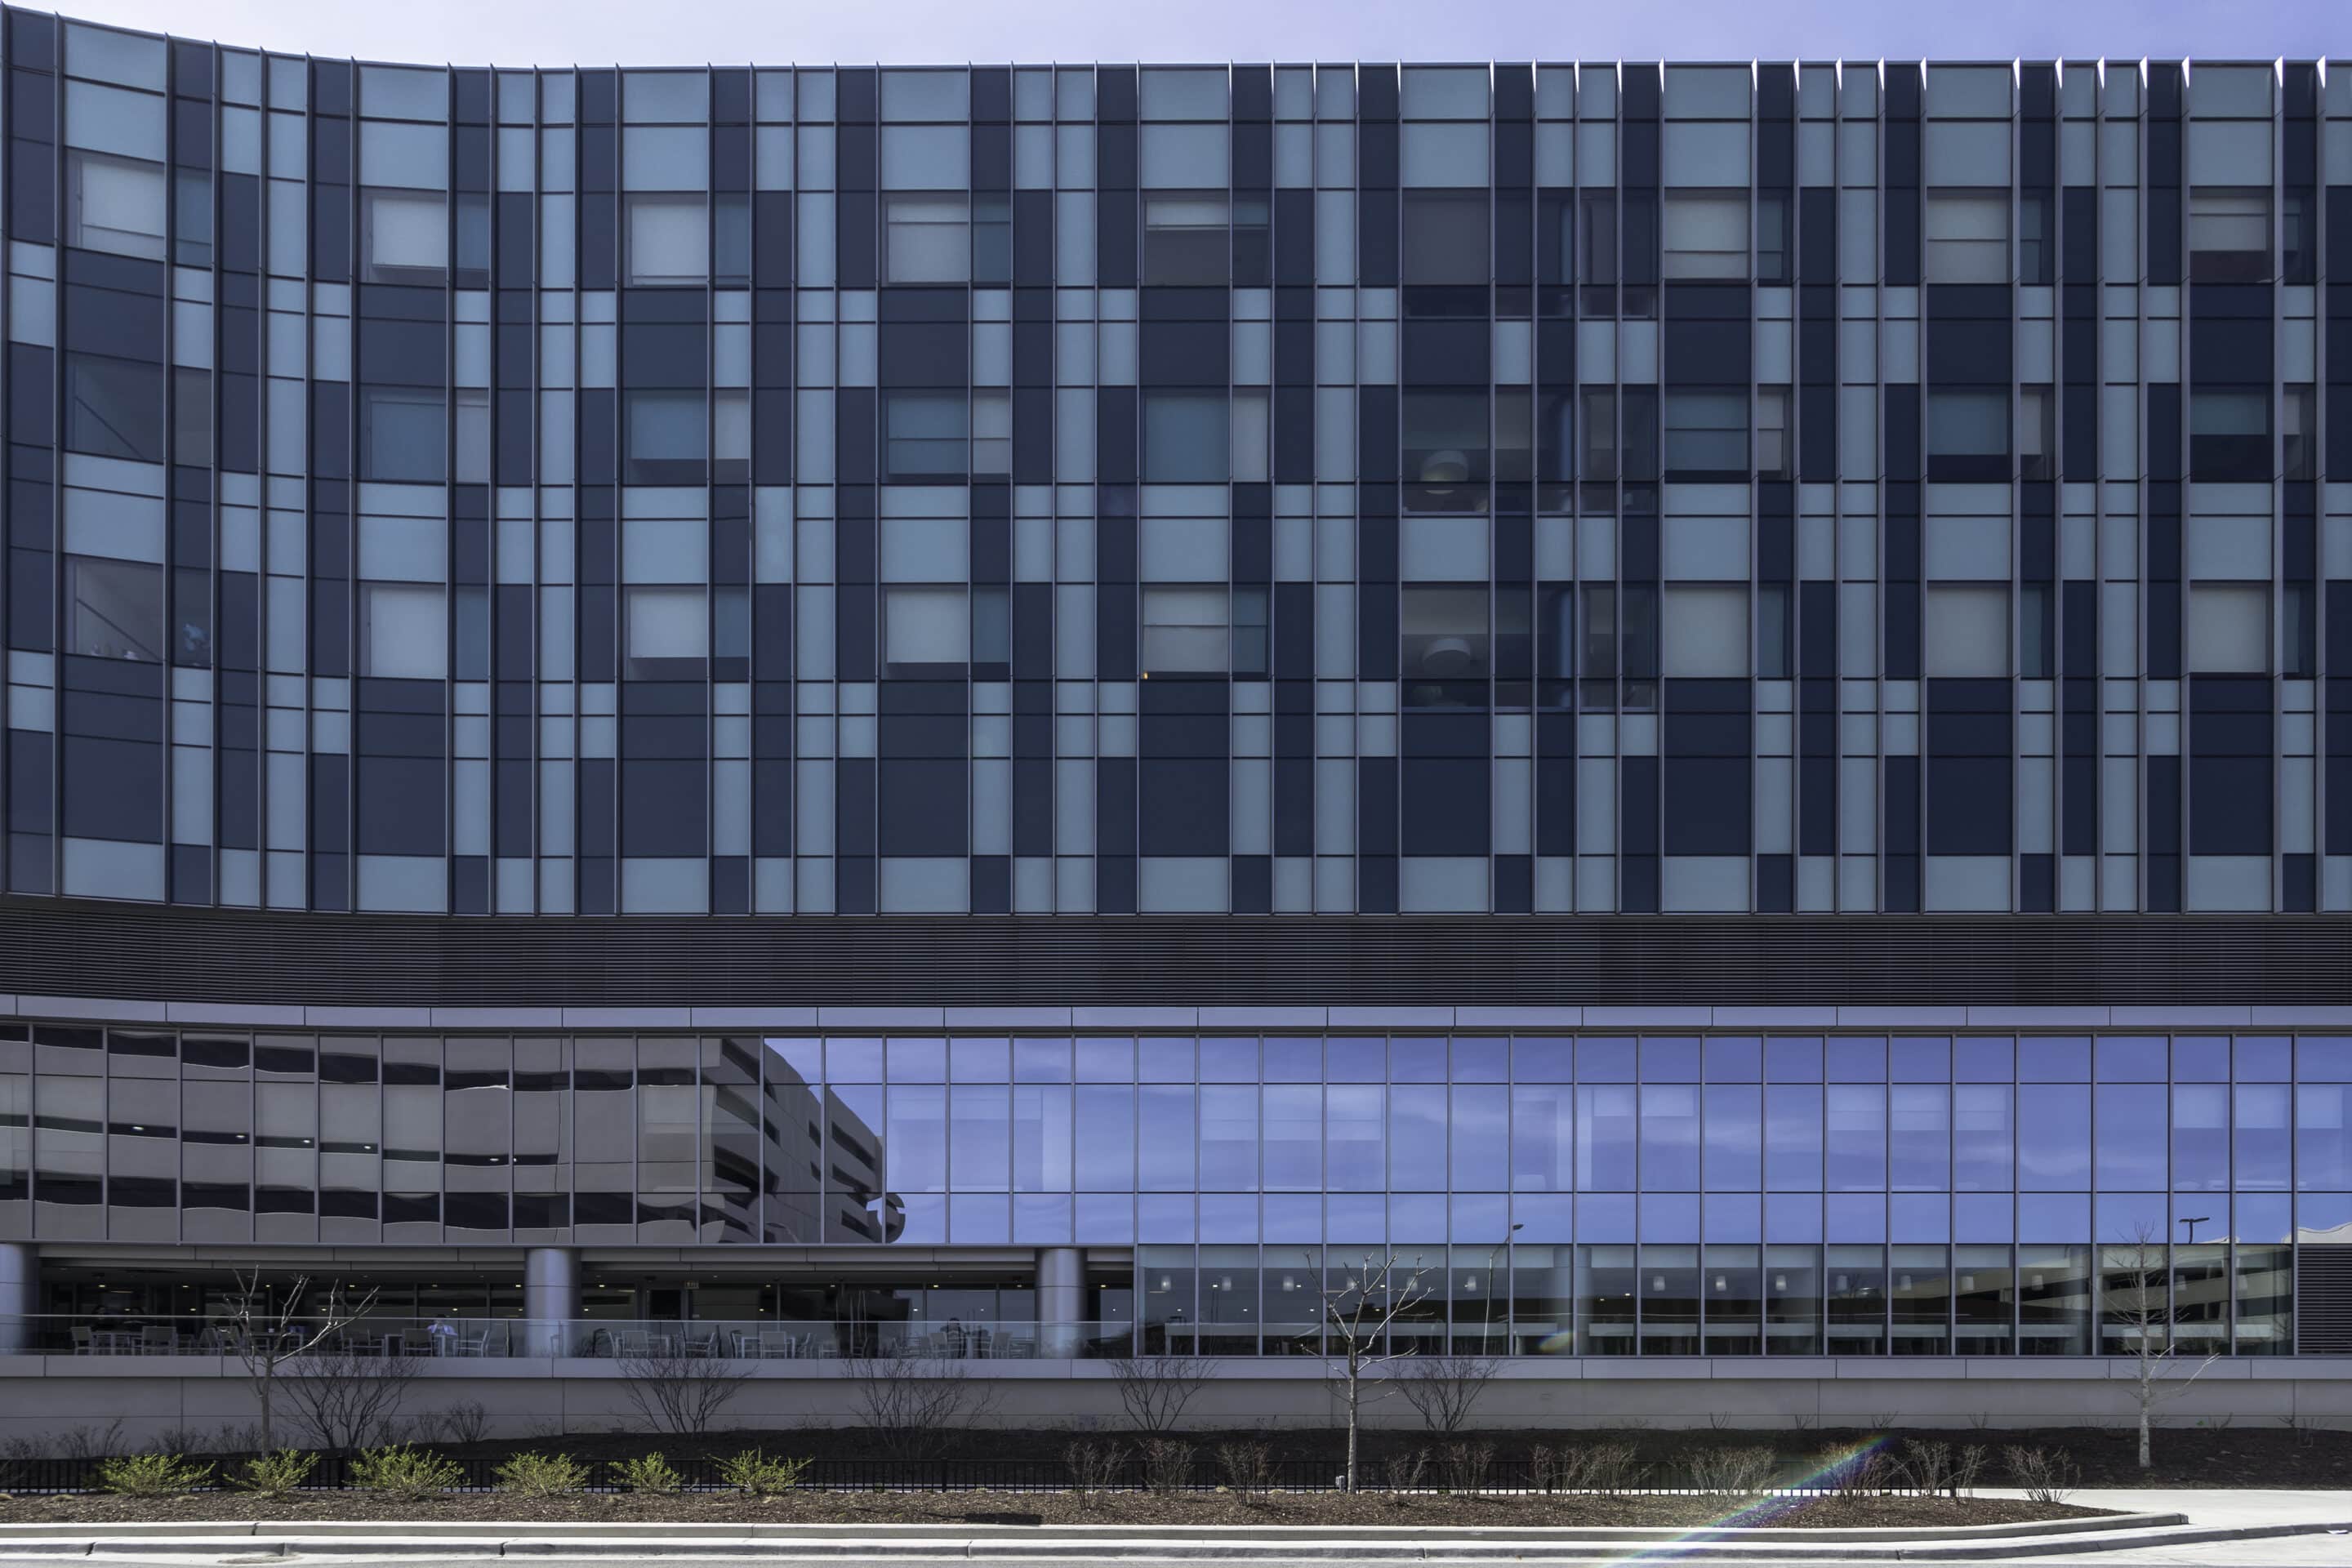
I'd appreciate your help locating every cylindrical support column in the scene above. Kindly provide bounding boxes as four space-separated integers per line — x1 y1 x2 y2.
523 1246 579 1355
0 1241 36 1353
1037 1246 1084 1359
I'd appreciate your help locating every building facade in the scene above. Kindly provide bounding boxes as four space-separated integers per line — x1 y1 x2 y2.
2 11 2352 1430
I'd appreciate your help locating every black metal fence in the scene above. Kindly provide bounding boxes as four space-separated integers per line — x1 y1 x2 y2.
0 1451 1927 1499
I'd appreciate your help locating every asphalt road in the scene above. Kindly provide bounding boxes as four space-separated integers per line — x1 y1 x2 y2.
13 1561 2352 1568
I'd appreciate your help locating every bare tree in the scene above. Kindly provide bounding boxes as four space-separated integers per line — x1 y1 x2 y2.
1107 1353 1214 1435
845 1352 1000 1459
1395 1352 1500 1436
2105 1225 2224 1470
222 1269 381 1454
281 1346 425 1453
617 1351 753 1437
1313 1249 1436 1492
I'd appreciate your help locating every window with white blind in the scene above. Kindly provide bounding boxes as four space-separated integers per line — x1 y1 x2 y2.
361 582 448 679
971 391 1012 476
626 193 709 286
1232 390 1270 483
1143 586 1229 674
1143 192 1228 285
2188 189 2270 283
2188 584 2270 674
1925 191 2009 283
884 586 969 668
1925 585 2010 678
884 194 969 283
625 585 709 677
363 189 448 284
713 389 751 475
1661 191 1748 278
1662 586 1750 678
66 150 167 261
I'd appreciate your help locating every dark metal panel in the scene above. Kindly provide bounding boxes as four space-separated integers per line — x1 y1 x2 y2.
0 899 2344 1009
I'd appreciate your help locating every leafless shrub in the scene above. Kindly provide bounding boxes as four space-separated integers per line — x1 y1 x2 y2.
1062 1439 1128 1503
846 1353 999 1460
1867 1411 1900 1432
1437 1439 1495 1493
1705 1410 1733 1432
1138 1437 1195 1492
0 1437 38 1491
56 1420 130 1461
2002 1445 2080 1505
1394 1354 1500 1436
1896 1439 1988 1498
2278 1413 2323 1448
1383 1446 1429 1494
1815 1445 1892 1497
430 1400 490 1447
63 1423 128 1462
1215 1440 1275 1502
523 1416 565 1441
1107 1355 1214 1435
1788 1411 1818 1433
616 1352 751 1438
1530 1440 1645 1494
211 1423 265 1459
1963 1410 1993 1432
148 1426 212 1456
1684 1444 1776 1494
282 1348 425 1454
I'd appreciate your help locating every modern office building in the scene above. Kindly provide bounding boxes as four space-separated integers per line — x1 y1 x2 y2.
1 11 2350 1432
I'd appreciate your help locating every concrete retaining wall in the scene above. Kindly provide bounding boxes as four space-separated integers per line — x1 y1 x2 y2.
3 1356 2350 1450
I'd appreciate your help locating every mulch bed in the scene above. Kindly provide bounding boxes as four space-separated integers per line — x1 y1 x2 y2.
443 1424 2352 1490
0 1491 2118 1530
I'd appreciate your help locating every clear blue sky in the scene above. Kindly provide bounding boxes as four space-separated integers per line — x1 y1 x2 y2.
36 0 2348 69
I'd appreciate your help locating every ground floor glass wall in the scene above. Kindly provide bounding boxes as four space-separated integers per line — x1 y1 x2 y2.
1140 1241 2292 1356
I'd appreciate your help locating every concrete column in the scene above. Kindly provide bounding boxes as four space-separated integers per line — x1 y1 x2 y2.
1037 1246 1083 1359
523 1246 578 1355
0 1241 34 1352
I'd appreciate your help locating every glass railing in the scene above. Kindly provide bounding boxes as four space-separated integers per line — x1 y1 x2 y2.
0 1315 1138 1361
0 1311 2287 1360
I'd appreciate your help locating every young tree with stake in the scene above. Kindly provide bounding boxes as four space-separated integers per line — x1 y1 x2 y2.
1314 1248 1436 1492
